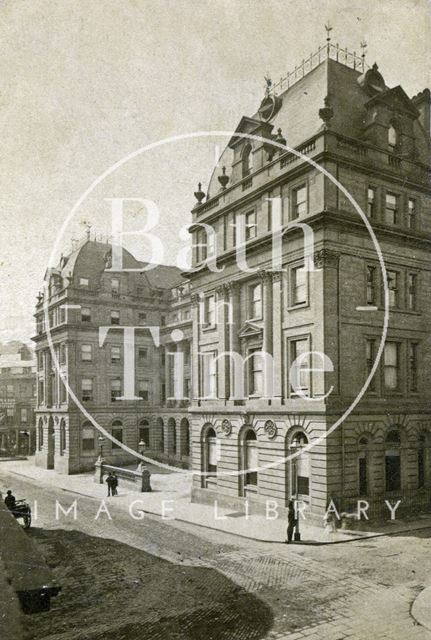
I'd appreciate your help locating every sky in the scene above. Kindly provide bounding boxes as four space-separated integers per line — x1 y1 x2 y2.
0 0 429 343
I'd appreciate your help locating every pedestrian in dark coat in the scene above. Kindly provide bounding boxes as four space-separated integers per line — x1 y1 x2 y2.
112 472 118 496
4 490 16 510
286 500 297 543
106 472 114 497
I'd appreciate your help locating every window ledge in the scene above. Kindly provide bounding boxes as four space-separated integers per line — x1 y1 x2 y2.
384 306 421 316
202 324 216 332
287 302 309 311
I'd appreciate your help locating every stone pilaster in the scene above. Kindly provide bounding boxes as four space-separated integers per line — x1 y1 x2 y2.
271 271 283 401
227 282 240 399
216 284 230 400
191 294 200 401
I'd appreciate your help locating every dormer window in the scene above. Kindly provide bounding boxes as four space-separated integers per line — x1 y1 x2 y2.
242 144 253 178
388 124 397 150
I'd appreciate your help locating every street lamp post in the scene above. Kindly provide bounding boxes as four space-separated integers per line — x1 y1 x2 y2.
137 439 146 471
98 435 105 461
137 438 152 492
138 439 146 456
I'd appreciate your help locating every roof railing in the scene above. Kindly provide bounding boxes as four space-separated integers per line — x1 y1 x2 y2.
273 43 367 94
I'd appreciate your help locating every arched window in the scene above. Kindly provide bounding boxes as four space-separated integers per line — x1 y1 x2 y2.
168 418 177 455
59 419 66 456
290 432 310 497
181 418 190 456
111 419 123 450
243 429 258 486
202 425 217 487
242 144 253 178
388 124 397 150
385 430 401 491
38 418 44 450
358 437 369 496
81 421 95 452
139 418 150 448
156 417 164 452
418 434 426 488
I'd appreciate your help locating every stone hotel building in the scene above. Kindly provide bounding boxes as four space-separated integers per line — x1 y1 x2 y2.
34 41 431 522
188 43 431 521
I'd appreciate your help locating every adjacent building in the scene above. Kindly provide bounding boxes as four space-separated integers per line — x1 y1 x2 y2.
33 240 192 473
0 344 36 455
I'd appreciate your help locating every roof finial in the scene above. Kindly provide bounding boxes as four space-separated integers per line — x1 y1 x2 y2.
360 40 367 71
264 73 272 96
325 21 333 47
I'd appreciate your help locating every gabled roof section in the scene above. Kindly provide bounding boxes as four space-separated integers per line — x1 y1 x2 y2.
365 85 420 118
228 116 264 149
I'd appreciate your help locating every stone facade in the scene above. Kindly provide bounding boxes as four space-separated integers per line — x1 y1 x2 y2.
33 240 192 473
187 48 431 521
31 43 431 525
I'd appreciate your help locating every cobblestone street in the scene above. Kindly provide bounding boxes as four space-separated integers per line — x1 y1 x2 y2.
2 468 431 639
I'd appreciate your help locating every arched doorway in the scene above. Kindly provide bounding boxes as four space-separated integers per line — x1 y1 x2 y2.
201 424 217 488
240 428 258 497
286 430 310 503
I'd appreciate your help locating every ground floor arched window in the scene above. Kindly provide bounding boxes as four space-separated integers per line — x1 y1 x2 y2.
418 434 426 488
156 417 164 452
385 430 401 492
111 420 123 450
358 436 371 496
59 419 66 455
181 418 190 456
139 419 150 448
168 417 177 455
38 418 44 450
81 421 95 452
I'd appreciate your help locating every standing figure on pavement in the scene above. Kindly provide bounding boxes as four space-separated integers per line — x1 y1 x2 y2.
112 472 118 496
106 472 114 497
286 499 297 544
4 490 16 510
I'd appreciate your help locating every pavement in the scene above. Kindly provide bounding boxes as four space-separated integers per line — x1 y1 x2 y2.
2 457 431 546
2 460 431 640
